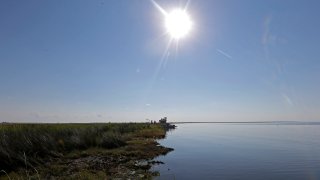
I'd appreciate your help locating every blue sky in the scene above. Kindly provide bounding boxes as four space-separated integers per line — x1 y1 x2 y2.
1 0 320 122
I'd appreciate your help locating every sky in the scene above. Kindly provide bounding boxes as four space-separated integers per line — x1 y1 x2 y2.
1 0 320 123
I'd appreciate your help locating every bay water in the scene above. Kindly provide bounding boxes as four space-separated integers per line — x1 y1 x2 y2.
154 122 320 179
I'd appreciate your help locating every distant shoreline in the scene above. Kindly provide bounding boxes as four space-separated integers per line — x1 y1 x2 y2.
171 121 284 124
170 121 320 124
1 120 319 125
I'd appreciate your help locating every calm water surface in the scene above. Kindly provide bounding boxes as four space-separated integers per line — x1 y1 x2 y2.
153 123 320 180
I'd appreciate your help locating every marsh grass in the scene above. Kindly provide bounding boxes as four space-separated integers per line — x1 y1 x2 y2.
0 123 160 173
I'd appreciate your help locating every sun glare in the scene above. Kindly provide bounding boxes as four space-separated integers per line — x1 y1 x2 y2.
165 9 192 39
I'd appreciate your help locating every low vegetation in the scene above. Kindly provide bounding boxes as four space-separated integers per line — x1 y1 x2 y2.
0 123 173 179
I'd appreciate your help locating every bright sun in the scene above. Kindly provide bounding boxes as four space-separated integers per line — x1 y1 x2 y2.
165 9 192 39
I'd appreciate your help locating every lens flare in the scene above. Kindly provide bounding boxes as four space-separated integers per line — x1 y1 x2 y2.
165 9 192 39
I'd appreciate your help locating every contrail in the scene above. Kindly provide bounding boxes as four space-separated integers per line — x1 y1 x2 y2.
282 93 294 106
217 49 232 60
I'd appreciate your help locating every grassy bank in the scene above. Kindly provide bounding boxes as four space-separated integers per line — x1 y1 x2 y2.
0 123 173 179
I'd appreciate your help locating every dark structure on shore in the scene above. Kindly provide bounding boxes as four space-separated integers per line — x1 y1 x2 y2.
159 117 176 130
159 117 167 124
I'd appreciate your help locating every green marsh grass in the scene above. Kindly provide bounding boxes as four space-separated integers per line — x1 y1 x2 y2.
0 123 161 172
